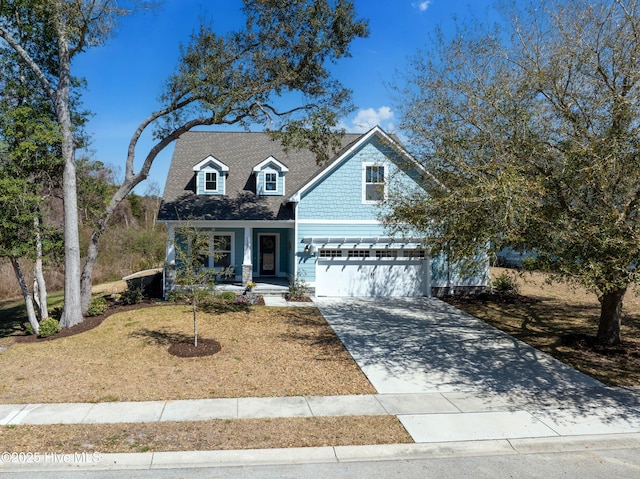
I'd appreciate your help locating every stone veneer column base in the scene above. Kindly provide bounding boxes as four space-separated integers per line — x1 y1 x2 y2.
242 264 253 286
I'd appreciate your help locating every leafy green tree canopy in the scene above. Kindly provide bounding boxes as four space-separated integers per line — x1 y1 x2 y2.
387 0 640 345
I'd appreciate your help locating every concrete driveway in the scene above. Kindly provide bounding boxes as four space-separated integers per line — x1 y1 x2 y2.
314 297 604 395
314 297 640 443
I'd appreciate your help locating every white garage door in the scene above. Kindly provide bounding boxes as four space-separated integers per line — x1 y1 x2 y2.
315 249 430 297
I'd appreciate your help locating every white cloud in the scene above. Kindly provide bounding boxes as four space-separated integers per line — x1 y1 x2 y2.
343 106 395 133
412 1 432 12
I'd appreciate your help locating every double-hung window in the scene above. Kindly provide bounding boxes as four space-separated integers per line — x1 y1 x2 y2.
265 172 277 192
212 234 232 268
363 164 386 202
204 171 218 192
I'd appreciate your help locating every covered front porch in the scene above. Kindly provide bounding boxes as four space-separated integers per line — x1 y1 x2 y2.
163 221 295 297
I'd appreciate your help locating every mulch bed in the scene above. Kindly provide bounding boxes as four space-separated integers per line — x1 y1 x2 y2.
13 293 265 347
168 338 222 357
444 293 640 363
560 333 640 359
13 299 161 343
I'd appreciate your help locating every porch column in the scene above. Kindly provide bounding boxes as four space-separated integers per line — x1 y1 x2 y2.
242 226 253 286
164 223 176 297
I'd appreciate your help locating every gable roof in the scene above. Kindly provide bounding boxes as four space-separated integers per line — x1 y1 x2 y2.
252 156 289 173
192 155 229 172
158 131 363 221
288 125 417 202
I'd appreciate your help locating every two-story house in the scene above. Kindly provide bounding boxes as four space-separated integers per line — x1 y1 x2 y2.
157 126 487 297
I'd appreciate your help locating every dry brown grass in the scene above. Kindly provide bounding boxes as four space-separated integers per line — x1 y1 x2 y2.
446 267 640 387
0 416 412 453
0 302 411 452
0 305 375 403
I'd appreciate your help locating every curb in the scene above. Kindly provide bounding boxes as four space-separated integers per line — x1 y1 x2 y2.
2 433 640 472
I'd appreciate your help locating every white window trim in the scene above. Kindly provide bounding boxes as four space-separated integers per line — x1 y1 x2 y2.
203 170 218 193
261 168 282 196
253 156 287 196
203 231 235 270
264 171 277 192
362 162 388 204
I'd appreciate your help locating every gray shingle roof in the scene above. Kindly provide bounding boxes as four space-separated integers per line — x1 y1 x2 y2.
158 131 363 221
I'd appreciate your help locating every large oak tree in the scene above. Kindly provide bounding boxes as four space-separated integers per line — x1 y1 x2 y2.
387 0 640 345
0 0 368 327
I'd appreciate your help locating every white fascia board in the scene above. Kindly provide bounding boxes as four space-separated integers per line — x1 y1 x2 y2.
193 155 230 172
166 220 295 229
252 155 289 173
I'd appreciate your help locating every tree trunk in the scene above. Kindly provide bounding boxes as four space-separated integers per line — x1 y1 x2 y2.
54 10 83 329
193 296 198 348
80 230 101 315
11 257 39 335
597 287 626 345
33 215 49 320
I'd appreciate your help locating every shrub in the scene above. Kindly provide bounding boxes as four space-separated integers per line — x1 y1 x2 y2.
86 296 108 317
167 290 186 303
38 318 61 338
121 286 144 305
521 257 537 271
493 272 520 296
220 291 237 302
287 274 309 300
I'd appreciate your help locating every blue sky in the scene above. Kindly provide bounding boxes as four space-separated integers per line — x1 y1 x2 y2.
74 0 495 194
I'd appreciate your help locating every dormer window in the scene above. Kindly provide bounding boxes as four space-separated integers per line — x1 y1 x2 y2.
253 156 289 196
193 155 229 196
265 172 277 191
204 172 218 192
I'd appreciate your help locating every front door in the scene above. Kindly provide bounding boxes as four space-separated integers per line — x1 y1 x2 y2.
259 235 277 276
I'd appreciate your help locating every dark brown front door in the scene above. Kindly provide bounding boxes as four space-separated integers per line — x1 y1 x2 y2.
259 235 276 276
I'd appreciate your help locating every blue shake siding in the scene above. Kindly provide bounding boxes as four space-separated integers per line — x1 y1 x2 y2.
298 142 415 221
294 139 426 282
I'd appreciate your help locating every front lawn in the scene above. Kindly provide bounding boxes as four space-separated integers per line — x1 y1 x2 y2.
0 303 375 403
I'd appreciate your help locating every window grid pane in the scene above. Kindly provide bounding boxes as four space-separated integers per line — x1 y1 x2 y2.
265 172 277 191
365 165 385 201
205 172 217 191
319 249 342 258
347 250 370 258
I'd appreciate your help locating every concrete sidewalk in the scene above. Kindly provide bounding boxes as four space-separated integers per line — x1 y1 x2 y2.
2 388 640 441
